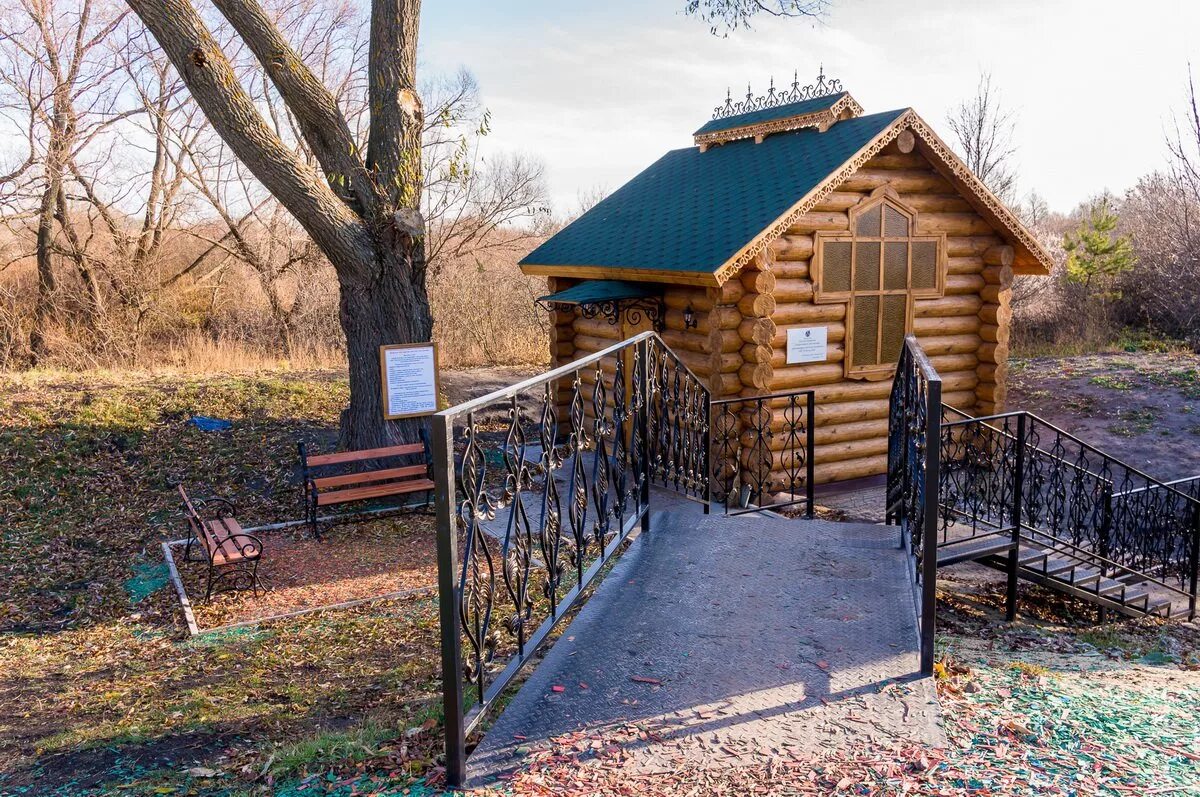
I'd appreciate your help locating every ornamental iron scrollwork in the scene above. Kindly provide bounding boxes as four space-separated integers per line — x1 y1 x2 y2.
936 398 1200 603
886 336 940 675
645 337 710 498
434 332 711 786
535 297 667 333
711 68 844 121
710 390 815 516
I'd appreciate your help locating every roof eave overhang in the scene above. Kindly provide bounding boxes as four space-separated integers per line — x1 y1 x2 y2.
708 109 1053 285
519 262 720 287
903 117 1052 277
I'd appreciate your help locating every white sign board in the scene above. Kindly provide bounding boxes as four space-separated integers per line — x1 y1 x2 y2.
380 343 440 419
786 326 828 364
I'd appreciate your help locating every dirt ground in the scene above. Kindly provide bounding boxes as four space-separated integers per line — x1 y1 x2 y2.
182 515 438 630
440 365 541 407
1009 348 1200 480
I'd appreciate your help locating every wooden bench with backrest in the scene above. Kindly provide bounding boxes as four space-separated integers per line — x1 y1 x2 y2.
178 484 264 601
298 428 434 539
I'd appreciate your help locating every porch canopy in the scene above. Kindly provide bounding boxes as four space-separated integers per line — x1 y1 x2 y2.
535 279 666 332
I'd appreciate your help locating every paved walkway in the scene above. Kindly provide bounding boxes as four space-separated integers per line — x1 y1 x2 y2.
814 475 888 523
468 502 944 784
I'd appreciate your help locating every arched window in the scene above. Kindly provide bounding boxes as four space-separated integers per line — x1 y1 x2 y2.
811 191 945 378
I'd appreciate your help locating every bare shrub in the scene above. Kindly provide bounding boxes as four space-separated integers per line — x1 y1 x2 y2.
429 238 549 369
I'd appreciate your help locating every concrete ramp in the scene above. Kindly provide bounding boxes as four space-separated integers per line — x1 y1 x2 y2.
468 509 945 784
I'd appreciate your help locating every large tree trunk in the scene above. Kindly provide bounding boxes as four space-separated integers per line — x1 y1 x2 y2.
339 236 433 449
125 0 431 451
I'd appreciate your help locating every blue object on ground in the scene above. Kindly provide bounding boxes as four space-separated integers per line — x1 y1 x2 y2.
189 415 232 432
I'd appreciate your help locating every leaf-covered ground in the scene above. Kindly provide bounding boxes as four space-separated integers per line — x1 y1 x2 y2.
0 370 447 796
2 367 1200 796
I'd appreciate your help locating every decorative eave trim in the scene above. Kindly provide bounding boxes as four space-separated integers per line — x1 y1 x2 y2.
711 109 1054 285
904 115 1053 277
712 110 917 285
693 93 864 150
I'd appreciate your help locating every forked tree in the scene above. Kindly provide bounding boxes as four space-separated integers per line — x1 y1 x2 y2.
124 0 429 449
123 0 826 449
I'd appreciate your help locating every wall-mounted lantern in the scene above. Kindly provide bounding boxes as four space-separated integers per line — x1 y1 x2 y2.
683 303 698 330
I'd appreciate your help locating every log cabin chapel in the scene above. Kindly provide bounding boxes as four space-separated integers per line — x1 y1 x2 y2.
520 71 1051 487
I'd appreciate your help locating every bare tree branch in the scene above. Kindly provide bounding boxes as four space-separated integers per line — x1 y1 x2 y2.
209 0 379 215
124 0 376 278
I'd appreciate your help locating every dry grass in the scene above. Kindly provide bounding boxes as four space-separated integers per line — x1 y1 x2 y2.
161 333 348 373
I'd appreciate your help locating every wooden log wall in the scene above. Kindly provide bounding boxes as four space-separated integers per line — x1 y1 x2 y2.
759 142 1011 484
543 144 1018 488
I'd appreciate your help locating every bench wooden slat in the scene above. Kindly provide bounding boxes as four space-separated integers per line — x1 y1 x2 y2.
305 443 425 467
312 464 428 491
200 518 259 565
316 478 435 506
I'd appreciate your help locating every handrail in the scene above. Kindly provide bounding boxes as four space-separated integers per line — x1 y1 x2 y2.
434 332 712 787
886 336 940 674
945 409 1200 511
946 499 1195 601
712 388 816 406
438 330 656 419
945 413 1113 487
940 401 1200 614
1112 473 1200 500
1021 524 1196 601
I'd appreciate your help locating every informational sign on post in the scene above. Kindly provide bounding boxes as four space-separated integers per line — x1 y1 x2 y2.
379 342 440 420
785 326 828 364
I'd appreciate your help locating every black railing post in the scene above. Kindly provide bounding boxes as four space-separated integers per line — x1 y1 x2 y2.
801 391 811 516
1188 502 1200 620
432 412 466 789
920 373 941 676
806 391 816 518
1098 488 1113 623
1006 413 1025 622
703 389 712 514
639 337 652 534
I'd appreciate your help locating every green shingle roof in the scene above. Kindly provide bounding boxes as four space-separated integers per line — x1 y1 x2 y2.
520 108 907 276
537 279 659 305
692 92 848 137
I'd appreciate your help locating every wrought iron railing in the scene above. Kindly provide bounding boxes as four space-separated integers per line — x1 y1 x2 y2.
432 332 710 786
711 390 815 516
938 406 1200 617
885 336 939 675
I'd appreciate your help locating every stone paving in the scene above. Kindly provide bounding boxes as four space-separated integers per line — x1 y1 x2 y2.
468 502 945 785
814 476 888 524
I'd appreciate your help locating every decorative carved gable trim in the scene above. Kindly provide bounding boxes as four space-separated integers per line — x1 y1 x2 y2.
713 110 1054 285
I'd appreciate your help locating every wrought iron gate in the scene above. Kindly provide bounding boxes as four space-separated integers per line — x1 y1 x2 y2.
712 390 815 516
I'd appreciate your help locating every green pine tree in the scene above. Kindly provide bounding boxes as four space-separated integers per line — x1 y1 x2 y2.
1063 198 1135 301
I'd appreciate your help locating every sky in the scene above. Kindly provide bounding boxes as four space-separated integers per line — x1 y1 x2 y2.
419 0 1200 216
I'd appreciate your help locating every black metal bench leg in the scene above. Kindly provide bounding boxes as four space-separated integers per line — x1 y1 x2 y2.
308 492 323 542
205 564 215 602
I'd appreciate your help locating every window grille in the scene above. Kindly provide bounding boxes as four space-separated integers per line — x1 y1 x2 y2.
811 195 945 377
